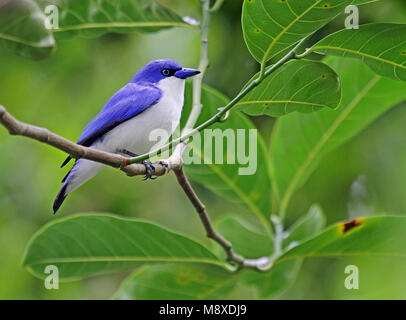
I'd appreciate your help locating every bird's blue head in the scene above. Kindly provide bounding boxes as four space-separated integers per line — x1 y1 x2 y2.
130 59 200 84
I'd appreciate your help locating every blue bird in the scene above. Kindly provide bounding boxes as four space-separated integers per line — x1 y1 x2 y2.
53 59 200 214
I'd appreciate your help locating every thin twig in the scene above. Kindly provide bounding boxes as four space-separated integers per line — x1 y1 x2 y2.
210 0 225 12
184 0 210 132
173 167 272 270
173 166 255 268
270 215 285 260
167 0 212 168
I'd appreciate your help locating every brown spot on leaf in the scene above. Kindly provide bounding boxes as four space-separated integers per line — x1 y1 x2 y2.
177 267 192 284
341 218 363 234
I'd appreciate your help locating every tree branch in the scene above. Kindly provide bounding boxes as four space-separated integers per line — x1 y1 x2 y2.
184 0 210 132
173 166 270 269
0 105 168 177
210 0 225 12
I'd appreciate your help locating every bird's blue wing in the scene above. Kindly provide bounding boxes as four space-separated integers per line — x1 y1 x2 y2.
61 83 161 167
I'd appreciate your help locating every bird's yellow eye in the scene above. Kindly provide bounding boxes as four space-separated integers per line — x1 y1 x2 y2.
161 68 171 76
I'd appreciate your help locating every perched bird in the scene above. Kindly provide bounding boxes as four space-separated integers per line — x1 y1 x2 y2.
53 59 200 214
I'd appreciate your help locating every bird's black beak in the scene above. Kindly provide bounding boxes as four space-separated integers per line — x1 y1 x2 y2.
174 68 201 79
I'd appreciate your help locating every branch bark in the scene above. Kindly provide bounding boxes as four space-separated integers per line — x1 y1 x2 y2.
0 105 168 177
173 167 245 266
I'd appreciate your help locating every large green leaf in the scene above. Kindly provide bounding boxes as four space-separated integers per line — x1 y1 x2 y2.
241 0 353 65
1 0 191 60
37 0 192 40
308 23 406 81
22 214 222 281
114 205 325 300
271 57 406 214
277 216 406 263
215 216 273 258
0 0 55 60
114 264 239 300
236 60 341 117
181 84 273 231
115 215 406 299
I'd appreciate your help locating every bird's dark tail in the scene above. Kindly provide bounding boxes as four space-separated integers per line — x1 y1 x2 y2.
53 158 104 214
53 183 68 214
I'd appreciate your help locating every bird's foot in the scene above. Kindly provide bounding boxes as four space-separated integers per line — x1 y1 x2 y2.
142 160 156 180
157 160 170 173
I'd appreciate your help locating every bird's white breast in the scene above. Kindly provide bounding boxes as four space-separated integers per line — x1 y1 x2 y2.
96 77 186 155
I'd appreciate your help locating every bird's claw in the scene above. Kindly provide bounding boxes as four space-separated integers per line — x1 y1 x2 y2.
142 160 156 180
158 160 170 173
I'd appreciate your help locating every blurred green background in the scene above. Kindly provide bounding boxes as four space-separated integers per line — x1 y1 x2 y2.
1 0 406 299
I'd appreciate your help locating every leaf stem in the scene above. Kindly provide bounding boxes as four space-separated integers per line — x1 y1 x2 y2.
128 38 306 164
173 167 246 266
183 0 211 132
210 0 225 12
270 215 285 260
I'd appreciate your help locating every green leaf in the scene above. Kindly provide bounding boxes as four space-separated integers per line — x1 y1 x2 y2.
22 214 222 281
38 0 192 39
0 0 55 60
242 204 325 299
216 216 273 258
241 0 353 65
114 206 326 300
284 204 326 249
236 60 341 117
271 57 406 214
308 23 406 81
114 264 239 300
277 216 406 263
181 83 273 232
0 0 192 60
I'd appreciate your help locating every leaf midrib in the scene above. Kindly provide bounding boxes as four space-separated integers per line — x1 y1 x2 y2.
279 75 381 213
277 251 406 265
312 45 406 70
261 0 323 65
0 31 54 47
236 100 329 108
52 21 193 33
25 256 225 267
